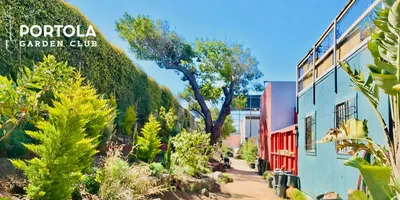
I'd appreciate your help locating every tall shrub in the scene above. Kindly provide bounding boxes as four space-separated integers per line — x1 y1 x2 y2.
10 58 115 200
172 130 213 176
163 136 172 170
243 140 258 163
137 115 162 163
123 105 137 135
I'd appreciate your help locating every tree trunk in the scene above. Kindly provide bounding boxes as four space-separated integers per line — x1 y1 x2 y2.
210 84 234 145
164 63 234 145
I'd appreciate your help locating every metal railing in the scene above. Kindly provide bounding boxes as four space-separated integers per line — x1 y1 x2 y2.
296 0 382 95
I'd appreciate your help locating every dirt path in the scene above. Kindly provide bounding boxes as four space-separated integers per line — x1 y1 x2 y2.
218 158 280 200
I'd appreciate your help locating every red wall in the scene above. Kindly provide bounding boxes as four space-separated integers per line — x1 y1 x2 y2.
259 83 272 161
270 125 298 174
259 83 298 174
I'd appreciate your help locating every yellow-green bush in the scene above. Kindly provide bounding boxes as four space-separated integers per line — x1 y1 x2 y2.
9 56 116 200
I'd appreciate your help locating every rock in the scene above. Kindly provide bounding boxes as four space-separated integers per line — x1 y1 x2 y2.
201 188 209 197
209 192 218 199
323 192 340 199
213 171 223 180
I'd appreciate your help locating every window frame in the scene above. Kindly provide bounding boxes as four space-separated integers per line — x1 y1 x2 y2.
305 112 316 155
334 96 357 155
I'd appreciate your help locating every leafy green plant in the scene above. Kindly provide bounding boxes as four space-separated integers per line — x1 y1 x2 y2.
242 140 258 163
123 105 137 135
218 174 233 184
129 124 139 162
163 136 172 170
172 130 213 176
10 59 115 200
149 162 165 176
287 187 307 200
137 114 162 163
82 167 101 195
263 171 273 180
317 1 400 199
0 55 75 143
98 148 166 199
158 107 177 133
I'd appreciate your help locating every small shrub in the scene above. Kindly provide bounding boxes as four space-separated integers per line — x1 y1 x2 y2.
98 149 166 199
163 137 172 170
242 140 258 163
82 167 101 195
263 171 273 180
137 114 162 163
123 105 137 136
172 130 213 176
128 124 139 162
99 122 116 146
286 187 306 200
149 162 165 176
223 174 233 183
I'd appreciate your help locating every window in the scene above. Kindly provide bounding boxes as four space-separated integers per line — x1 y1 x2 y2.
305 114 315 153
335 98 357 155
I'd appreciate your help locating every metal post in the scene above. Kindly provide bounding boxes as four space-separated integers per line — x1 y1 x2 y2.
250 95 252 138
312 46 316 105
333 20 338 94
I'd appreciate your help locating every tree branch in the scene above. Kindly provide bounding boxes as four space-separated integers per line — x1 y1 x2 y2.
0 113 26 142
191 108 205 119
212 82 235 141
163 62 213 132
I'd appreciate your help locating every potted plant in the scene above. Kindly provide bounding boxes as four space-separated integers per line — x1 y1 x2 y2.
249 162 256 169
263 171 274 188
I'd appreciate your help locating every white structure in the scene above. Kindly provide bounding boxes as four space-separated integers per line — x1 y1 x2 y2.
240 115 260 144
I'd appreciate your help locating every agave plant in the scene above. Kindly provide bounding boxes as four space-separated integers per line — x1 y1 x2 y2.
317 0 400 199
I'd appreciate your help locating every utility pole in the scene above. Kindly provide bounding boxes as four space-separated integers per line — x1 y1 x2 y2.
249 95 252 138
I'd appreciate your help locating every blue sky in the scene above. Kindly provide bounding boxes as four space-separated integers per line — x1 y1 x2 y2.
67 0 348 97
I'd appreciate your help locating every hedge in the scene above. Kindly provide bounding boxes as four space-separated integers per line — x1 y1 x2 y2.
0 0 192 128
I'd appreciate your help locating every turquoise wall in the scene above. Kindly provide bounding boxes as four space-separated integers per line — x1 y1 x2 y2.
297 46 390 198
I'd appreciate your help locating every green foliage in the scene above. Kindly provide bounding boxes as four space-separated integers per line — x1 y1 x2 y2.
158 107 178 133
10 61 115 200
163 137 172 170
100 122 116 146
116 14 262 143
82 167 101 195
348 190 368 200
263 171 273 180
0 0 190 135
220 115 236 139
242 140 258 163
98 149 165 199
0 55 75 143
137 115 162 163
149 162 165 176
172 130 213 176
218 173 233 184
289 188 307 200
157 106 178 139
232 95 247 110
0 128 33 158
344 156 391 200
123 105 137 135
129 124 139 162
